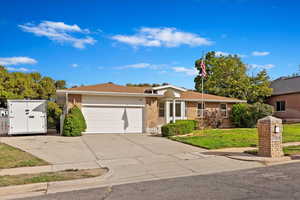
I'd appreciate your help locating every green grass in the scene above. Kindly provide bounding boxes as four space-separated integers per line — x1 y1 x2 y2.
245 145 300 156
0 168 107 187
0 143 48 169
171 124 300 149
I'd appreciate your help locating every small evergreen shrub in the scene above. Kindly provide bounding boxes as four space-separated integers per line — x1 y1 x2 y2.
62 114 82 136
62 106 87 137
230 103 273 128
69 106 87 132
161 120 197 137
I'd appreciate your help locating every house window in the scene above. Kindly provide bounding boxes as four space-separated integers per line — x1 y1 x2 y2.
197 103 205 117
159 103 165 117
169 102 181 117
220 104 227 117
276 101 286 112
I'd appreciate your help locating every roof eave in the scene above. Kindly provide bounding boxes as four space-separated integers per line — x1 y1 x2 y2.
271 91 300 96
56 90 163 97
152 85 187 92
181 98 247 103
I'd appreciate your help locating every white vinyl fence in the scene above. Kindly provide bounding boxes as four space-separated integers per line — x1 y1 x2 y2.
0 117 8 135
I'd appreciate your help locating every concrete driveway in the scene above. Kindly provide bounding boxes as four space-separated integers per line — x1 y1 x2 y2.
1 134 264 185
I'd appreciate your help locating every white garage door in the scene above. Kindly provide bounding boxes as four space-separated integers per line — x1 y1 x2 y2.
82 106 143 133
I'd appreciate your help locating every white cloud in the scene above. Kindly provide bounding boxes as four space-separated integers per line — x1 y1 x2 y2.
112 27 213 48
249 64 275 69
71 63 79 68
0 57 37 66
172 67 197 76
215 51 246 58
6 67 34 72
19 21 96 49
252 51 270 56
116 63 164 70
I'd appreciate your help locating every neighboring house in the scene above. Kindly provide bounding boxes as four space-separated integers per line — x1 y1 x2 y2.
268 76 300 122
56 83 245 134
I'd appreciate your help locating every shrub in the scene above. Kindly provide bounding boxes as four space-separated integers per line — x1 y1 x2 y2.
62 106 87 137
47 102 62 129
69 106 87 132
161 120 197 137
175 120 198 129
230 103 273 128
62 114 82 137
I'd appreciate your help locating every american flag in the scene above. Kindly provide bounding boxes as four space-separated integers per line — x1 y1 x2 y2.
200 59 207 77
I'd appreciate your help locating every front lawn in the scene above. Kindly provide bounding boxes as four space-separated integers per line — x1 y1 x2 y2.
0 143 48 169
171 124 300 149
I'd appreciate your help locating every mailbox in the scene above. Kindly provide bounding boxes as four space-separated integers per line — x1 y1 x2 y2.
274 125 280 133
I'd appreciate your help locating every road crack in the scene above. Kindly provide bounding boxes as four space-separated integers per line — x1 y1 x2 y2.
100 186 113 200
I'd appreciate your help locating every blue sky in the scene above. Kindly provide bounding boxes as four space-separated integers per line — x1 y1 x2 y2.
0 0 299 89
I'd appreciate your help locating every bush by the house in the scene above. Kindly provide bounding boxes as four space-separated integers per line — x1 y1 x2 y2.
161 120 197 137
175 120 198 129
47 101 62 129
62 106 87 137
230 103 273 128
62 114 82 136
69 106 87 132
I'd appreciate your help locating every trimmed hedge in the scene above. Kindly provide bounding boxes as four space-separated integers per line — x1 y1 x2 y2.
161 120 197 137
62 106 87 137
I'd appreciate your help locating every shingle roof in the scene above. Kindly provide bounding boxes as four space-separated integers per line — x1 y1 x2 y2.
270 76 300 95
65 83 244 102
67 83 150 93
180 91 243 102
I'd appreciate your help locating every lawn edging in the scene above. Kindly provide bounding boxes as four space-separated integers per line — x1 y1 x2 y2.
0 166 112 198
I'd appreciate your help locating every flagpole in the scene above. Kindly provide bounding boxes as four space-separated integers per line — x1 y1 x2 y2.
201 52 205 131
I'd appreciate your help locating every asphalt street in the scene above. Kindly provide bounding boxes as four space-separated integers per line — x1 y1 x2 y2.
18 162 300 200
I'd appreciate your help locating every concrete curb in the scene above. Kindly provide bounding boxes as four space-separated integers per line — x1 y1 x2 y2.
0 161 101 176
0 167 112 200
225 154 293 165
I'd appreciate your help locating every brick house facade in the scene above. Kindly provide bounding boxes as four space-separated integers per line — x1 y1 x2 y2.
57 83 245 133
268 76 300 122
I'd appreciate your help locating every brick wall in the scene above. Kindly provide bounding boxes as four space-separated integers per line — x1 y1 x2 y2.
186 101 234 128
268 93 300 119
145 97 159 129
68 94 82 110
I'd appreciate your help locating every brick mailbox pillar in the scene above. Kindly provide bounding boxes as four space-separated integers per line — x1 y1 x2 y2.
257 116 283 158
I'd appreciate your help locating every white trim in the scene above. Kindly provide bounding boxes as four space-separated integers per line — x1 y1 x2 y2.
152 84 187 92
275 101 286 112
220 103 228 118
82 103 145 108
180 99 246 103
7 100 47 103
57 90 163 97
197 102 206 118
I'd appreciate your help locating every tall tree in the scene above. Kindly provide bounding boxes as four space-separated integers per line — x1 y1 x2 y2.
55 80 67 89
247 70 272 103
194 51 272 103
0 65 66 102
